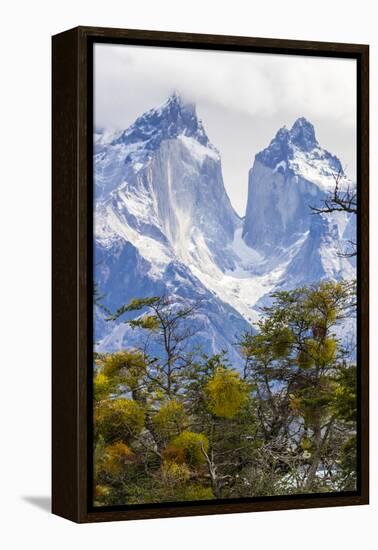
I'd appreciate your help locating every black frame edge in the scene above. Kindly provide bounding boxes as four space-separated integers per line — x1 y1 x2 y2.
52 27 81 523
358 44 369 505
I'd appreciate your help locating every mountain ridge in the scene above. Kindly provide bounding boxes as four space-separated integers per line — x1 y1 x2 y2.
94 95 356 367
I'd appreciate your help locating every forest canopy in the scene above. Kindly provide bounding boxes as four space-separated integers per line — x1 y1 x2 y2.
93 280 357 506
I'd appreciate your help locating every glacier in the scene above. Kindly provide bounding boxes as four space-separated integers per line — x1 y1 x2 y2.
94 94 356 368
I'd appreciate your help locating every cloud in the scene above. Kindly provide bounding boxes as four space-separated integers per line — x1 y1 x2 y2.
95 44 356 128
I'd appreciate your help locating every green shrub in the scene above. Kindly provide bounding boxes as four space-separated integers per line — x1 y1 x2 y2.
206 369 248 418
164 431 209 466
96 398 145 444
152 400 187 439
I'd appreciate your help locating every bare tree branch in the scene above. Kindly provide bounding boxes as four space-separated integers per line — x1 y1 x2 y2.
310 170 357 257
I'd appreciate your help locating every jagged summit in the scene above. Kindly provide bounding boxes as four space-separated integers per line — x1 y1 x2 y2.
112 92 210 152
243 117 352 253
157 91 197 121
166 89 193 108
255 116 342 179
256 117 318 167
290 117 318 151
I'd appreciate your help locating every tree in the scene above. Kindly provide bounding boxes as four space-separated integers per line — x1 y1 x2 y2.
239 280 357 492
107 296 201 397
310 170 357 257
92 283 357 505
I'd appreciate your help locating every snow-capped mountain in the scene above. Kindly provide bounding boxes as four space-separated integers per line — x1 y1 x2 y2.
94 97 356 367
243 118 348 251
95 92 239 266
241 118 355 300
94 93 250 366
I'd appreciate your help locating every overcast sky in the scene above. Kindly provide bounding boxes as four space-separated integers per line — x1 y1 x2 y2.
94 43 356 216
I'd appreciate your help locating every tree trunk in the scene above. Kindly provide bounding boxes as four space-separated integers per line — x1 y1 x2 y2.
305 424 322 490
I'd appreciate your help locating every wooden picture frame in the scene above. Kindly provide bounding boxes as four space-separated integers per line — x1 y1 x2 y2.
52 26 369 523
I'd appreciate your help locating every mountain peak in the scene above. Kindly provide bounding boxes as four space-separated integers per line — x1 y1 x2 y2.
166 90 188 106
112 93 209 150
168 89 181 101
289 117 318 151
255 117 339 173
291 116 313 129
159 91 197 120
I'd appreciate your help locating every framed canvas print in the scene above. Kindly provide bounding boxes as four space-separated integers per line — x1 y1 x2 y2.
52 26 369 523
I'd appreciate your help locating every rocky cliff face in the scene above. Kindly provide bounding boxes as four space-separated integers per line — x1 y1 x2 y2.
94 93 248 366
241 118 355 303
242 118 345 251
